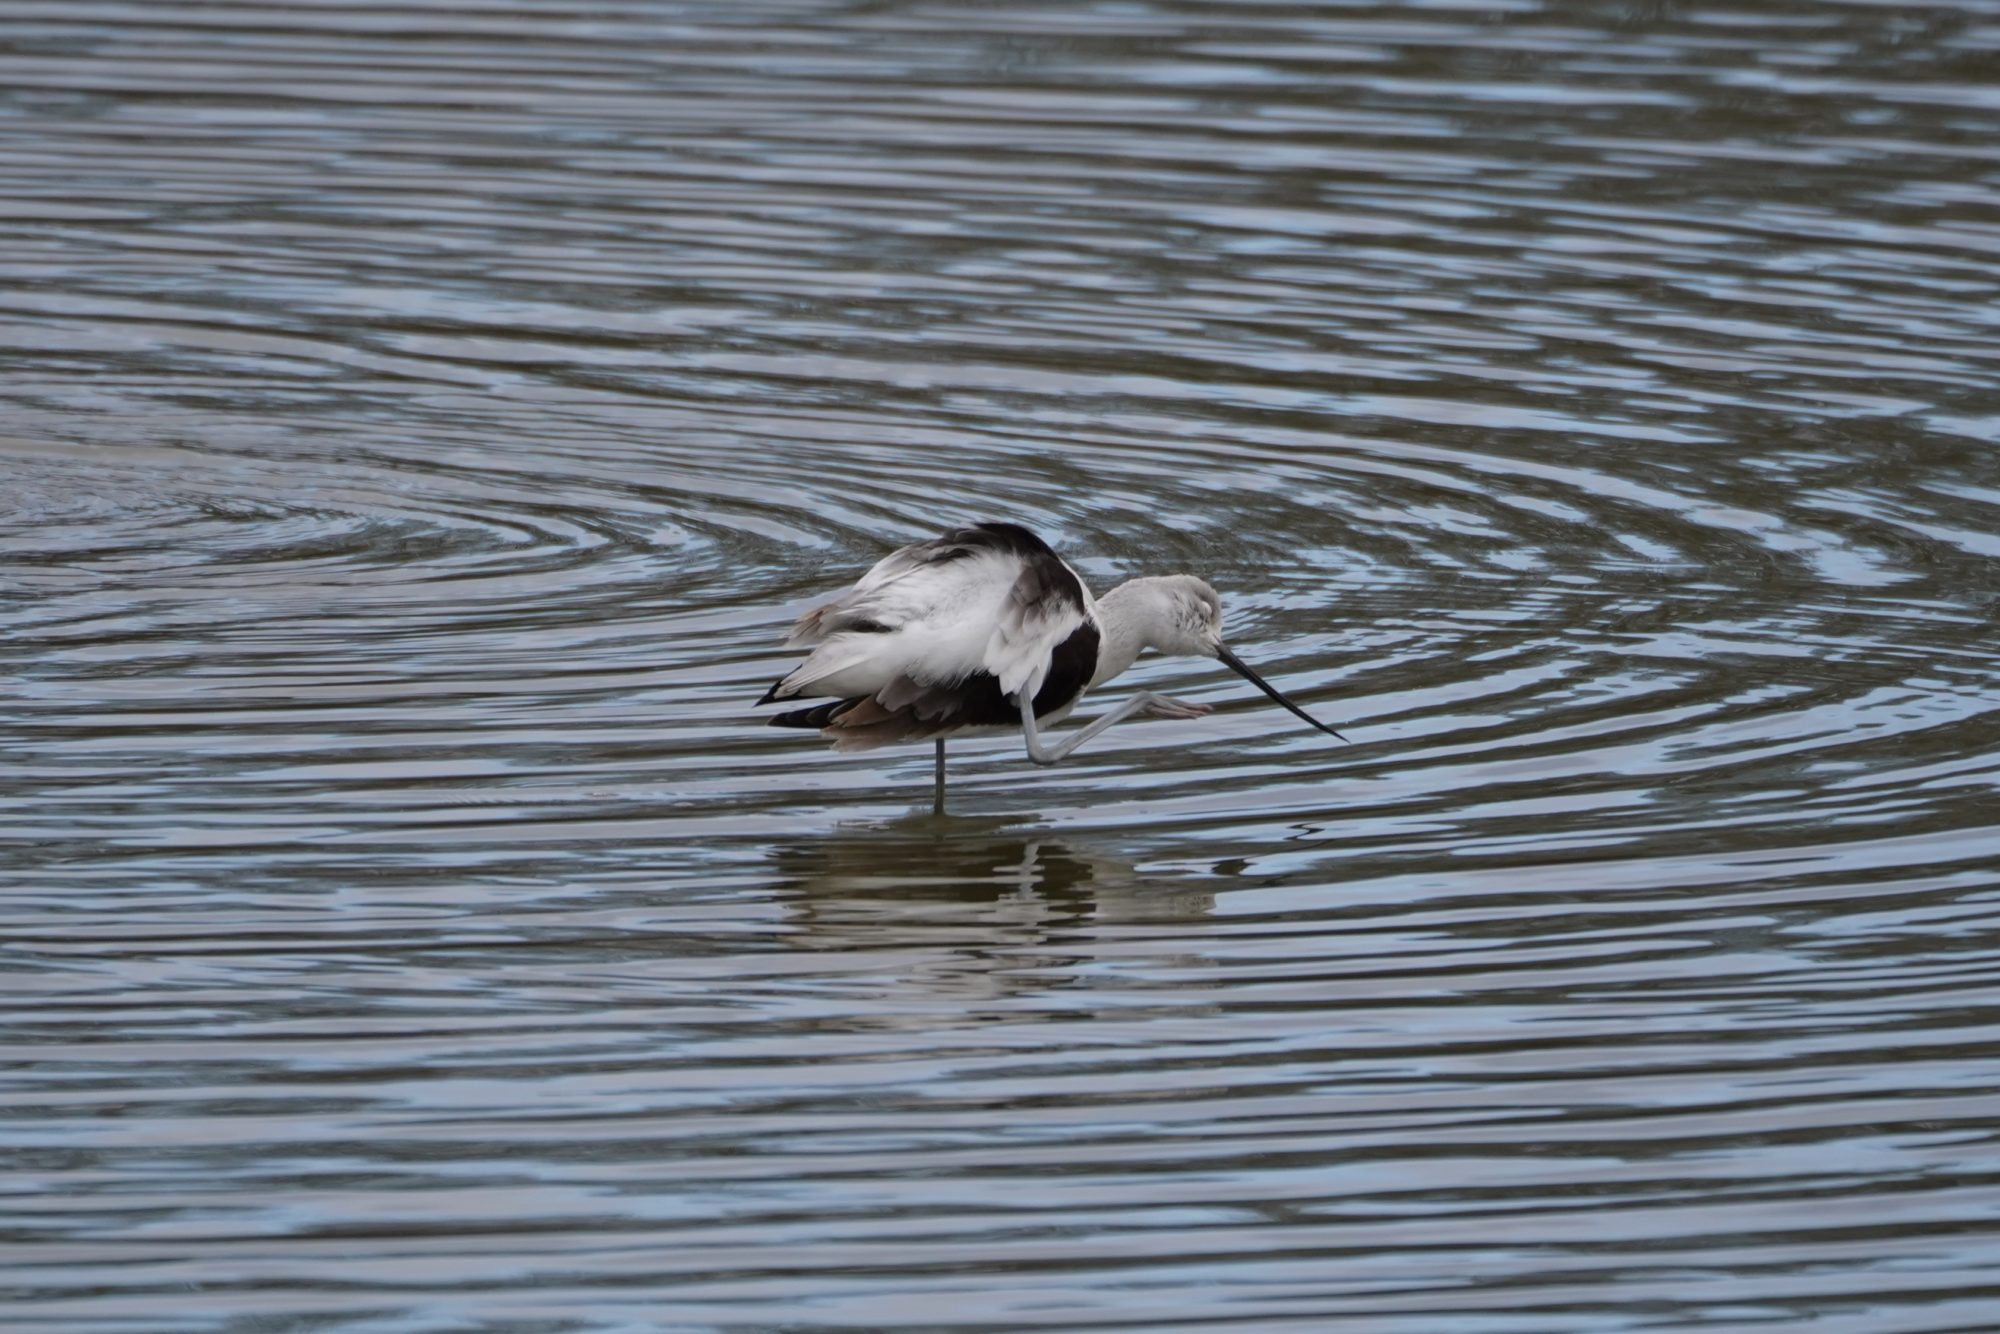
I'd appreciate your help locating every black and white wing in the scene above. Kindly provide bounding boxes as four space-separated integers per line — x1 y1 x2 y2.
758 522 1095 741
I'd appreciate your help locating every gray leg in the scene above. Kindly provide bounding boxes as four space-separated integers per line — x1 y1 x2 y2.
1017 692 1210 766
933 738 946 814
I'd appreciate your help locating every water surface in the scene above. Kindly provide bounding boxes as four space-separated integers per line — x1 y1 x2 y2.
4 0 2000 1329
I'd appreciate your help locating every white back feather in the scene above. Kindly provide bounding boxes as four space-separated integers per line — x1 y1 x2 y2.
773 536 1094 704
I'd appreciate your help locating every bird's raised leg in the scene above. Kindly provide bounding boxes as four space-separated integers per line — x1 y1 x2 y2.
1017 692 1211 766
1138 694 1212 720
933 738 946 814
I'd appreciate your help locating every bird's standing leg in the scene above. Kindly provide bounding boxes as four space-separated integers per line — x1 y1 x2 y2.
933 738 946 815
1016 692 1210 766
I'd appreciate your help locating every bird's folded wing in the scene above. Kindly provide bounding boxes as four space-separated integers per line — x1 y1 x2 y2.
984 553 1086 699
771 523 1092 705
783 539 939 648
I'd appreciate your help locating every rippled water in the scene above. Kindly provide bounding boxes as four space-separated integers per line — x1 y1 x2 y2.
6 0 2000 1329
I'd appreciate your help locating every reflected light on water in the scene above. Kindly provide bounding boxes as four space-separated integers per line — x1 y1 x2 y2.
3 0 2000 1328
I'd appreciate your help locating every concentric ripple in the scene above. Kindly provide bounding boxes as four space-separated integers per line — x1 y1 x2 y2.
3 0 1999 1330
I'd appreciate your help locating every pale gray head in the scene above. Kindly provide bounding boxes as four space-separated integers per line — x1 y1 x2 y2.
1142 574 1225 657
1123 574 1346 741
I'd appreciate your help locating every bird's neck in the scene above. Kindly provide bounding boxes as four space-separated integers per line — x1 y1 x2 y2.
1089 579 1162 688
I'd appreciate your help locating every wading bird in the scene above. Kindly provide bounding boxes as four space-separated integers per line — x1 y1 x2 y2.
758 521 1345 812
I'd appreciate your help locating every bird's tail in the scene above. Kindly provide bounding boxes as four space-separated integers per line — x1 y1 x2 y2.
766 695 950 751
766 697 863 729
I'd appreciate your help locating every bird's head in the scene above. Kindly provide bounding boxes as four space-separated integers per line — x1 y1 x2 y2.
1141 574 1347 742
1148 574 1226 658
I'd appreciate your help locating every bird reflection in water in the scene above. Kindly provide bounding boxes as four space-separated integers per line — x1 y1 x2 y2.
764 814 1217 1004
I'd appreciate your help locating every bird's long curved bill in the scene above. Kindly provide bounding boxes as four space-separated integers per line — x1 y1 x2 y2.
1216 644 1348 742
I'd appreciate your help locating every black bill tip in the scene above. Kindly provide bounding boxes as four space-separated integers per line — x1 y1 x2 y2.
1215 644 1348 743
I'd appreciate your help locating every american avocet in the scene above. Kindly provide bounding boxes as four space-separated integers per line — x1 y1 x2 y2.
758 521 1345 811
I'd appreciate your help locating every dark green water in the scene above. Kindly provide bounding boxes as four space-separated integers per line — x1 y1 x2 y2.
4 1 1999 1329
